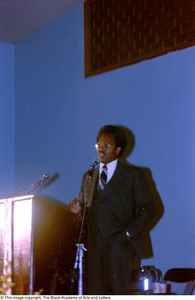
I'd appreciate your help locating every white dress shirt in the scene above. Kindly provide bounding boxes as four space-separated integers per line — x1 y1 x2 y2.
99 159 118 183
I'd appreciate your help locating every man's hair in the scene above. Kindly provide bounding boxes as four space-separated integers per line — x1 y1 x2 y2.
96 125 127 157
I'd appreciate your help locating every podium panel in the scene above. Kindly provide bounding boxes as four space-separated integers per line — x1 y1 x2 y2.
0 196 79 295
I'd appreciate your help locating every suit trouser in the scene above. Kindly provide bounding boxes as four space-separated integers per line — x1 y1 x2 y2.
87 231 135 295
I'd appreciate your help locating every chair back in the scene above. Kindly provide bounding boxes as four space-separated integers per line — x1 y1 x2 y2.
164 268 195 295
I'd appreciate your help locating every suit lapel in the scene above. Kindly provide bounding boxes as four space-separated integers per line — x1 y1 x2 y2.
86 162 125 206
87 167 99 207
107 161 124 187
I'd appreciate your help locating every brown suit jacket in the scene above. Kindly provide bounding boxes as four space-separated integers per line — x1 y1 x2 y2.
78 161 155 257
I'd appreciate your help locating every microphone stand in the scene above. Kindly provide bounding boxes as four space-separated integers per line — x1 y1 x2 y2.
26 174 50 195
73 160 98 295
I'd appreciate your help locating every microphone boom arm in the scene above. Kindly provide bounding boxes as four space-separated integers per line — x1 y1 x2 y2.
26 174 50 195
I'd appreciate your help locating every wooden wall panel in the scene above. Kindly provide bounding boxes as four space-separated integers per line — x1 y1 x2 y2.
84 0 195 77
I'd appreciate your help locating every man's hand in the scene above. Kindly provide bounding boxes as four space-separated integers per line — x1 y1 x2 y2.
69 198 82 214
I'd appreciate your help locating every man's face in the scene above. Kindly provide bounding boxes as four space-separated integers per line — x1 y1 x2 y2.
95 134 121 164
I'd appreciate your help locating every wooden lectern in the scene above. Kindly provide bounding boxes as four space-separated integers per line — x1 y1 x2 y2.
0 195 79 295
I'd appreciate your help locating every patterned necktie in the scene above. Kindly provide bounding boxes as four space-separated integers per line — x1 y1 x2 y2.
99 165 108 189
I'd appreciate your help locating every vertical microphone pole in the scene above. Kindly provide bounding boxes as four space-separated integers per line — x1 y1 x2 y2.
74 199 87 295
73 160 98 295
75 243 86 295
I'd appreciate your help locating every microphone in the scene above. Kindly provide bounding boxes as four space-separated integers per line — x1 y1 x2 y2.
43 173 50 180
31 173 50 187
88 159 99 172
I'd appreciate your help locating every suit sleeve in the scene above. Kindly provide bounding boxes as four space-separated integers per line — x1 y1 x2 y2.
78 173 86 203
126 171 156 238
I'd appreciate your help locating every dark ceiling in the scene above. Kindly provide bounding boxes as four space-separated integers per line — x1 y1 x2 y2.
0 0 85 44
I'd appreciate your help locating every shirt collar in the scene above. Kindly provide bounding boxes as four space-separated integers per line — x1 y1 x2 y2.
100 159 118 174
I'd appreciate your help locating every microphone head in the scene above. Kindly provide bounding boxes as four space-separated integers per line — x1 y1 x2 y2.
93 159 99 166
90 160 99 170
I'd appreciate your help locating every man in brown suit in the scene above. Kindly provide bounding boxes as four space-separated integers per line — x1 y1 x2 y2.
70 125 155 295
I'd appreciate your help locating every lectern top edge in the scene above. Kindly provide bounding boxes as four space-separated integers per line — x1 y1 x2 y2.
0 194 34 204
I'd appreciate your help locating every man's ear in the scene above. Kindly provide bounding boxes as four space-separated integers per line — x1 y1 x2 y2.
116 147 121 156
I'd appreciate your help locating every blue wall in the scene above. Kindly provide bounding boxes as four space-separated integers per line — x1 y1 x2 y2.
0 41 15 198
12 4 195 294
